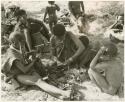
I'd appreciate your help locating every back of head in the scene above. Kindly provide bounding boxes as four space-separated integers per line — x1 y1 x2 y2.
9 31 25 44
102 41 118 57
53 23 66 37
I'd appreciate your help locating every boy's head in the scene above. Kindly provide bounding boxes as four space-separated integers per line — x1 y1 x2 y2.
53 23 66 37
101 41 118 58
9 31 25 49
15 9 27 24
48 1 55 4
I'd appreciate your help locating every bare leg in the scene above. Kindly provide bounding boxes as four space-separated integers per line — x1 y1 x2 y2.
88 68 117 95
24 29 33 51
49 22 53 33
17 72 70 99
16 72 40 85
35 79 70 99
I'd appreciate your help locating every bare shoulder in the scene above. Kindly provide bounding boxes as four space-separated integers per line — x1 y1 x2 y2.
67 31 76 38
108 58 123 70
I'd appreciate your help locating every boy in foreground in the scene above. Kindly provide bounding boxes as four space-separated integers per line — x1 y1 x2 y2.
88 41 123 95
14 9 50 51
2 31 70 100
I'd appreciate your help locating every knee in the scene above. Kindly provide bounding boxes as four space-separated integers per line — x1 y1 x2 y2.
16 75 25 83
103 87 117 95
32 73 41 81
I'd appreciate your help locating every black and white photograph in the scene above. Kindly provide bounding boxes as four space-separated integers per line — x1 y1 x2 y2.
1 0 124 101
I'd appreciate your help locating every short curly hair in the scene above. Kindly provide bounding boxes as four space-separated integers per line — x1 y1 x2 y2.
9 31 25 44
53 24 66 37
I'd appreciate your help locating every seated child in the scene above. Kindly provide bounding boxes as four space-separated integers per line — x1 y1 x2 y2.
88 41 123 95
14 9 50 51
1 31 70 100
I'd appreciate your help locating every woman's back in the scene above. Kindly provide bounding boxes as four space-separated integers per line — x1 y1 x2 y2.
105 58 123 88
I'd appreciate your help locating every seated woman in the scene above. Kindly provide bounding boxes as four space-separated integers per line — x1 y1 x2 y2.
1 31 70 100
50 23 96 69
50 23 85 68
88 41 123 95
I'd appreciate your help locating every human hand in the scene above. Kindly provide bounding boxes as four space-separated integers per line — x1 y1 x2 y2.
43 19 46 23
55 4 57 7
98 46 108 55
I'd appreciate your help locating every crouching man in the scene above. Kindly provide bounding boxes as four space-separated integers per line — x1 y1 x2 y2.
1 31 70 100
88 41 123 95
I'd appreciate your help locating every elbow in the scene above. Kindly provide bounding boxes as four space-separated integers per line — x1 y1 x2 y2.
89 66 96 71
89 63 95 70
89 64 93 69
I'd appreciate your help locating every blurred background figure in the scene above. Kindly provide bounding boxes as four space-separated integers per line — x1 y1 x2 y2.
68 1 85 19
68 1 89 34
104 14 124 43
44 1 60 33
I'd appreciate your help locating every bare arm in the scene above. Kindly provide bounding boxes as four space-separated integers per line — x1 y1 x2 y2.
68 32 85 61
93 62 108 72
109 21 118 29
23 28 33 51
43 7 48 22
50 36 57 59
29 17 44 25
55 4 60 11
90 47 107 71
14 60 36 73
81 2 85 13
28 17 49 34
68 2 73 15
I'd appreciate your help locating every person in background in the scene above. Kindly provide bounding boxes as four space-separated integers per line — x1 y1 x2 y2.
5 4 20 26
109 14 124 43
44 1 60 33
2 4 20 36
1 32 70 100
110 15 124 31
88 41 123 95
68 1 85 20
105 14 124 43
68 1 89 34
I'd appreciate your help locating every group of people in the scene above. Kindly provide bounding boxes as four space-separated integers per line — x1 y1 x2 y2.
1 1 124 100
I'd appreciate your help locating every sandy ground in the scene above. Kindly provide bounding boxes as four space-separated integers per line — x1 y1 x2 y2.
1 1 124 101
